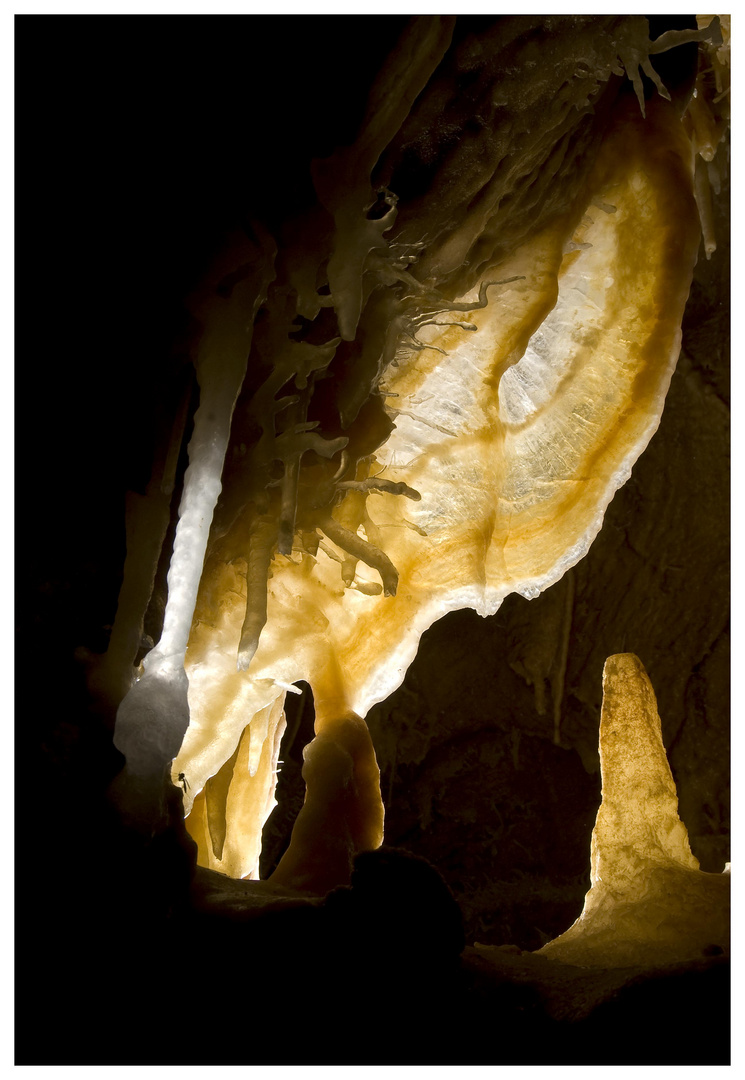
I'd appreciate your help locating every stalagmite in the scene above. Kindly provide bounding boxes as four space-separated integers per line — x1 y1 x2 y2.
270 713 384 894
538 654 730 967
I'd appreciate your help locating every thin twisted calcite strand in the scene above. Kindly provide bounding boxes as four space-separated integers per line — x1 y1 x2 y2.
538 654 729 968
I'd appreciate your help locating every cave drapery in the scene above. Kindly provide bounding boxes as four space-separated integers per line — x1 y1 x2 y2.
87 14 730 955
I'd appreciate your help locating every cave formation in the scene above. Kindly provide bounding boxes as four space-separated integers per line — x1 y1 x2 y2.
16 14 730 1066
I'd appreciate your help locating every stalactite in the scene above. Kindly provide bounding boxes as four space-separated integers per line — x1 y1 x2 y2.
319 513 400 597
237 514 278 673
112 231 276 819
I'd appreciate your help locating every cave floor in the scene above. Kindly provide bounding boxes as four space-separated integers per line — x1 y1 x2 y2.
166 863 730 1067
15 808 730 1067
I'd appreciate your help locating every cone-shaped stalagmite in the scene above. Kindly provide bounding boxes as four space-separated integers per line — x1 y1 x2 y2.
538 654 729 968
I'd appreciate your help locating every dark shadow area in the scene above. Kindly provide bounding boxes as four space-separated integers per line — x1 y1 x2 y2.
259 681 316 878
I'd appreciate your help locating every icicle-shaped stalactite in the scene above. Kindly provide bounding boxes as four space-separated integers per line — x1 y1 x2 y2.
111 231 276 822
687 15 730 260
237 514 278 673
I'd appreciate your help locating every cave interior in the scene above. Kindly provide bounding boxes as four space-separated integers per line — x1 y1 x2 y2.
15 13 730 1067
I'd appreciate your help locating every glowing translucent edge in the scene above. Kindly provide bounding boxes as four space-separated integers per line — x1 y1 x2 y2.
351 404 667 719
350 199 686 714
348 385 667 721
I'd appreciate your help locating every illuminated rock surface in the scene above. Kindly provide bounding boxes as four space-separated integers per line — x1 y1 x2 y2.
173 91 702 879
538 654 729 967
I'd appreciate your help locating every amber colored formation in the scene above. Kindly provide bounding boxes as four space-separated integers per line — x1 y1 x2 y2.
173 94 702 881
269 713 385 895
539 654 729 967
100 17 726 890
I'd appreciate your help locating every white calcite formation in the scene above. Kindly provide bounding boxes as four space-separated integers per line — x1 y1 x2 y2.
112 234 275 820
538 654 730 968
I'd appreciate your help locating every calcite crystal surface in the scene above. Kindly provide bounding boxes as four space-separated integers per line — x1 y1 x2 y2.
539 654 730 967
104 16 725 888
